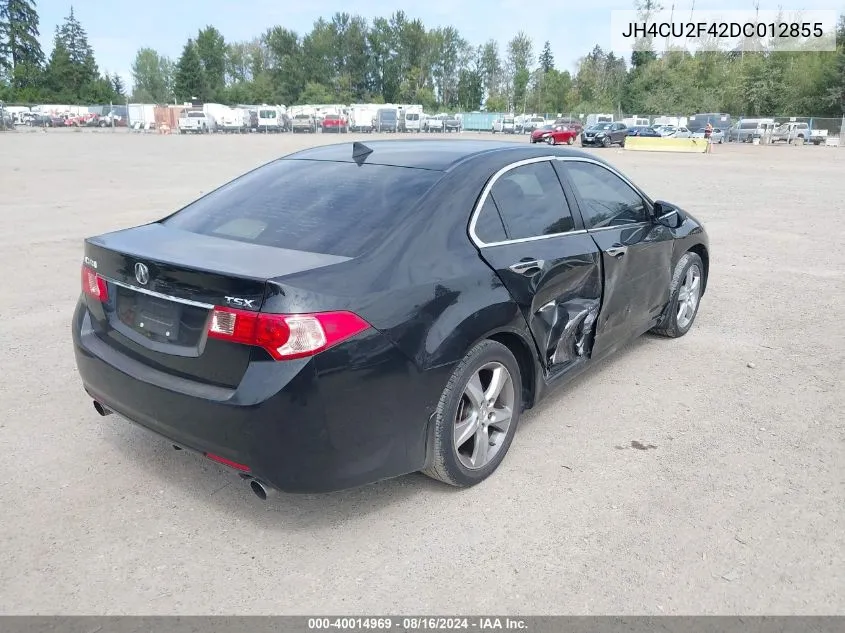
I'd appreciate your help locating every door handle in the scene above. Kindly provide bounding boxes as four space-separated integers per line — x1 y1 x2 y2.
605 245 628 258
509 259 545 275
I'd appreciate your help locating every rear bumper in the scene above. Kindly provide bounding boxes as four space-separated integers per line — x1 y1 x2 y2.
72 302 441 493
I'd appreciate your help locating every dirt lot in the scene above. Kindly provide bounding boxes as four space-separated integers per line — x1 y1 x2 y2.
1 129 842 615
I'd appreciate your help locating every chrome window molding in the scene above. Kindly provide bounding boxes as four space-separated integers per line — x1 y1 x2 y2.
468 155 654 249
107 277 215 309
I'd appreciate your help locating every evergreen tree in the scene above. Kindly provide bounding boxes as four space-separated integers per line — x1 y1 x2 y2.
195 26 226 100
0 0 45 89
111 73 124 97
539 41 554 73
44 35 73 99
44 7 100 99
174 39 203 101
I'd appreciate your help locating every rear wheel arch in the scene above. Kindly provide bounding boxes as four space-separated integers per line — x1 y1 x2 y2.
421 328 538 471
487 331 537 410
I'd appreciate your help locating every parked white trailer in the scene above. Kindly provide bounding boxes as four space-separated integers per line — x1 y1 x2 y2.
218 107 249 133
128 103 156 128
349 105 376 132
652 115 688 128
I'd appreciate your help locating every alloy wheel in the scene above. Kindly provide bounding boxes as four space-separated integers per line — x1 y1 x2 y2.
676 264 702 329
453 362 515 470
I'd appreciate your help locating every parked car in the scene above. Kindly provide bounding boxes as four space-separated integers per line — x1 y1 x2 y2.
691 128 725 143
256 107 284 133
522 116 547 133
28 113 53 127
769 121 826 145
492 116 516 134
423 115 444 132
72 140 709 497
581 122 628 147
668 126 692 138
291 114 317 133
728 118 776 143
542 125 579 146
628 126 662 137
554 119 582 133
402 110 422 132
529 124 556 143
179 111 213 134
322 114 348 133
441 113 461 133
49 114 67 127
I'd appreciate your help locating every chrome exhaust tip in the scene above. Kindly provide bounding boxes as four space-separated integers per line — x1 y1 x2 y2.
93 400 112 416
249 479 274 501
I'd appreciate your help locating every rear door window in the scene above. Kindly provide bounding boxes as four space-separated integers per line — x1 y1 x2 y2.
162 160 442 258
490 161 575 239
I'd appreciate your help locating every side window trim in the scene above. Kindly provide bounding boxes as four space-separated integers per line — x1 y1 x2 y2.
468 156 586 249
554 157 654 231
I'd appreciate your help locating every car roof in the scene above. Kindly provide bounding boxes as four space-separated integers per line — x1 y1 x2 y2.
283 140 597 172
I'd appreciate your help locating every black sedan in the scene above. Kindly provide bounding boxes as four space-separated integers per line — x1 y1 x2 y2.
73 140 709 497
627 125 661 137
582 122 628 147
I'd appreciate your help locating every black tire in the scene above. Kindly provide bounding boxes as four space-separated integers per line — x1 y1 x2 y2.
422 339 523 487
651 251 705 338
602 136 611 148
567 136 575 145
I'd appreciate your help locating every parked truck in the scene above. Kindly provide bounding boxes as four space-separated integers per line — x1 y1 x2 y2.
178 110 214 134
771 121 828 145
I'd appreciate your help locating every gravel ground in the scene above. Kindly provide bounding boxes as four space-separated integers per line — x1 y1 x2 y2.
0 129 842 615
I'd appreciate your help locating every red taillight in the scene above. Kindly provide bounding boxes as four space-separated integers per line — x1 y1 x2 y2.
205 453 250 472
81 265 109 301
206 307 370 361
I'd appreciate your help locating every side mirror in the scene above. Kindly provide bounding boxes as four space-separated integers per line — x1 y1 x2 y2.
652 201 685 228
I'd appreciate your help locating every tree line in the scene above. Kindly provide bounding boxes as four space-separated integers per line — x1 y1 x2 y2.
0 1 124 103
1 0 843 117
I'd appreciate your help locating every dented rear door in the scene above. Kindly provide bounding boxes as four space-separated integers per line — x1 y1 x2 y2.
472 158 603 377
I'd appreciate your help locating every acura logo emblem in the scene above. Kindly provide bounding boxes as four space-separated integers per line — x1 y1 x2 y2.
134 262 150 285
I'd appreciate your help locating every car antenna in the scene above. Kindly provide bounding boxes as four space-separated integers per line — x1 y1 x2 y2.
352 141 373 165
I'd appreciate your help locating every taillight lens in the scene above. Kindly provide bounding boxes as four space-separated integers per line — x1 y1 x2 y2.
207 307 370 361
81 265 109 301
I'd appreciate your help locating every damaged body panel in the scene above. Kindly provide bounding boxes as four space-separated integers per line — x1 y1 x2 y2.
479 236 602 377
470 156 604 380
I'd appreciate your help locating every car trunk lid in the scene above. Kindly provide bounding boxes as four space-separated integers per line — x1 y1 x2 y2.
82 223 350 388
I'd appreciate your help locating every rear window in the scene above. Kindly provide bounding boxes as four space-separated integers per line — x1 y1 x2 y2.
259 110 276 118
187 112 204 118
162 160 442 258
